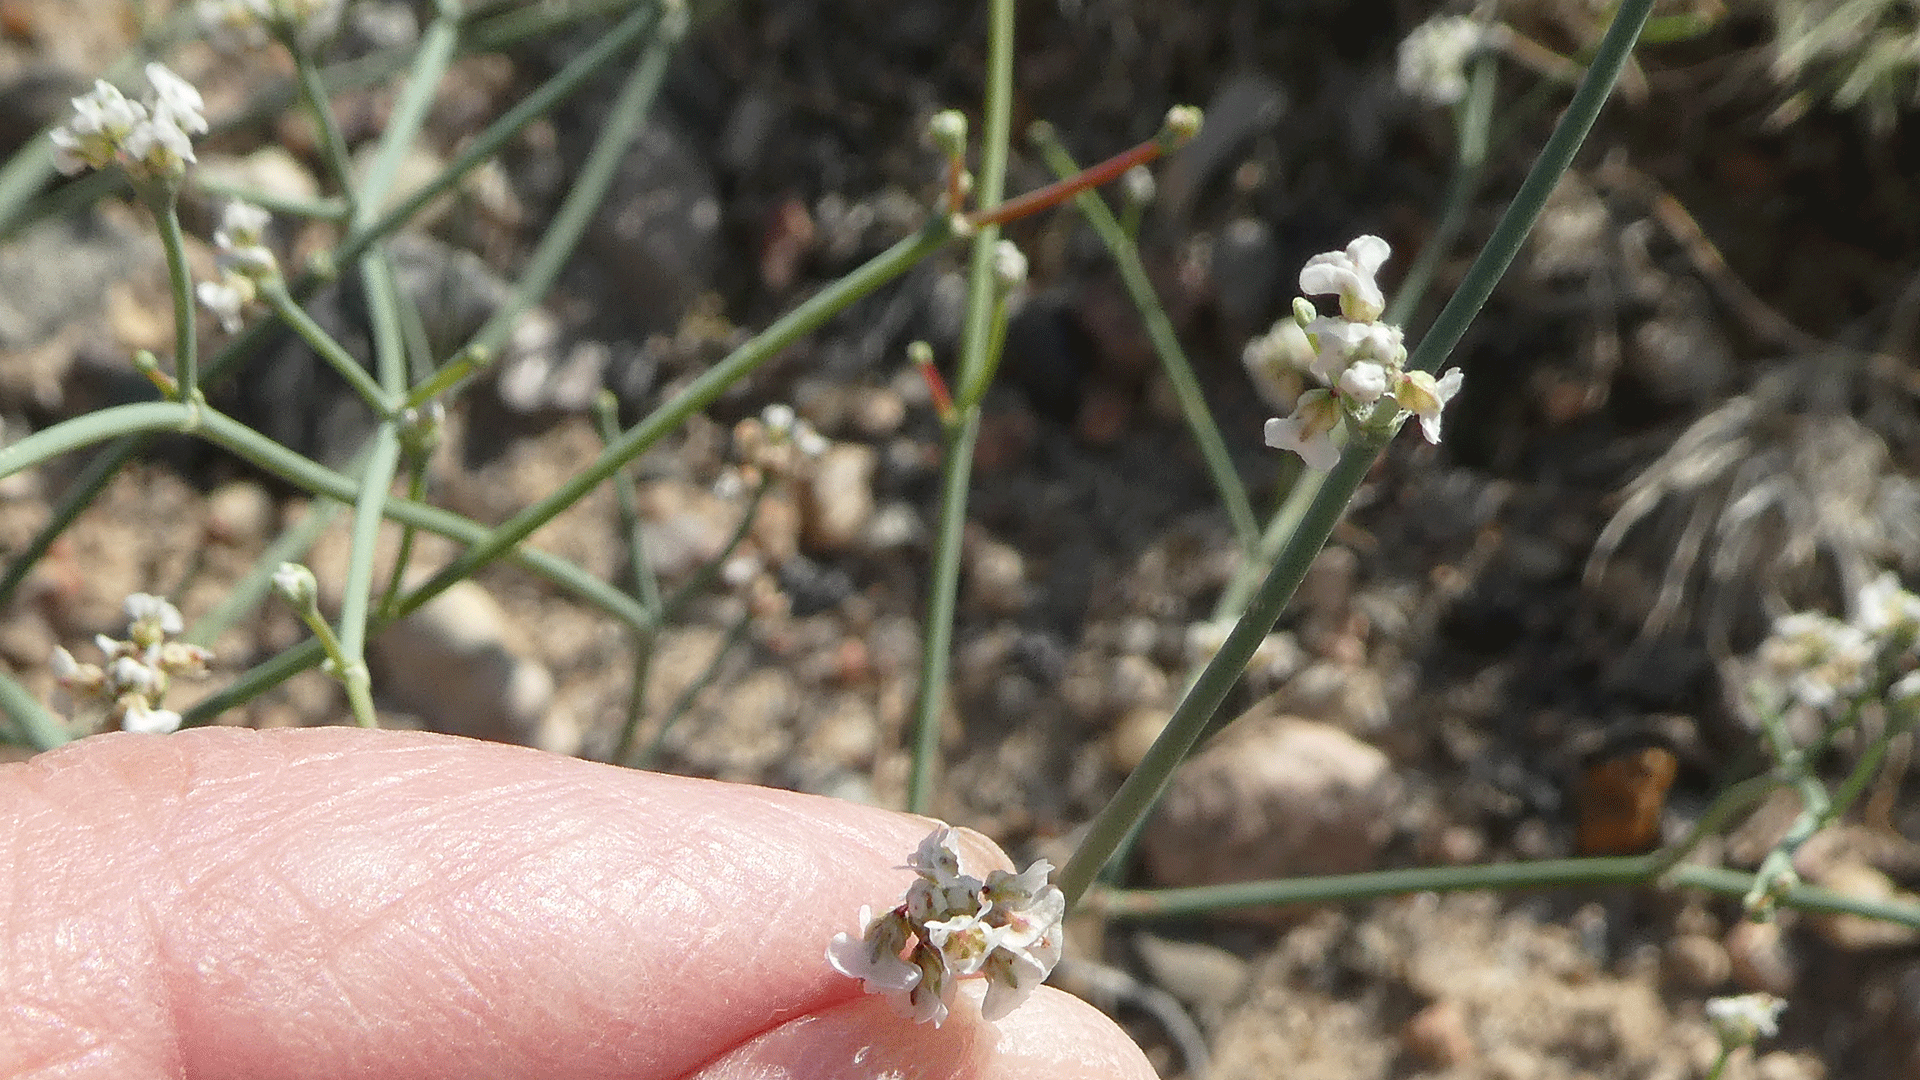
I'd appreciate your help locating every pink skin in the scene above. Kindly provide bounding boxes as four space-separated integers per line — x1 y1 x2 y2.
1 727 1154 1080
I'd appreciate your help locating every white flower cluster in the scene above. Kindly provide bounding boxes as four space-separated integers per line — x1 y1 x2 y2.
717 403 829 496
1260 236 1462 471
1705 992 1785 1050
196 201 279 332
198 0 346 50
827 826 1065 1028
1397 16 1500 108
1757 571 1920 713
49 594 212 735
51 64 208 181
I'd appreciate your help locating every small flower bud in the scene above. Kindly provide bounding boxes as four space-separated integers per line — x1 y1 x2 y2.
1159 105 1203 148
273 562 320 613
1292 296 1319 336
1121 164 1156 208
992 240 1028 293
926 109 968 159
1705 993 1785 1051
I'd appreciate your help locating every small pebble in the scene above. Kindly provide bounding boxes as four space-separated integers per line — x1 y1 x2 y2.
1402 1000 1476 1068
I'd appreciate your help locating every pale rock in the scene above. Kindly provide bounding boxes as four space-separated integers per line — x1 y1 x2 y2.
1808 859 1920 950
371 580 553 745
1662 932 1731 990
800 442 877 553
963 527 1029 615
1144 715 1401 893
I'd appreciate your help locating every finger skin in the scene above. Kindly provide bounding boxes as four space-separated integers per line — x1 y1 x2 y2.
0 727 1152 1080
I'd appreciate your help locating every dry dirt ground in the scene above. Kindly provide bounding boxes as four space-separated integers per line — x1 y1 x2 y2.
4 1 1920 1077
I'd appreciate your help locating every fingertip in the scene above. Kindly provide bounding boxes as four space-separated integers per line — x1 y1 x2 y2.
691 984 1155 1080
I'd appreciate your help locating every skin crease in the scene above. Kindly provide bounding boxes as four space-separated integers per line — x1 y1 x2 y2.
0 726 1156 1080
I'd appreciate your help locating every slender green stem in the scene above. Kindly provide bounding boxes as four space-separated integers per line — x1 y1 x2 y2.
377 465 431 619
193 176 347 222
1088 853 1920 931
636 606 753 768
290 43 357 209
1404 0 1654 376
184 217 951 721
0 402 652 630
0 437 146 607
151 189 200 400
406 217 952 624
259 279 395 416
596 392 663 767
952 0 1017 409
0 670 70 751
464 6 685 362
1059 0 1656 910
331 256 410 728
187 498 349 649
1705 1049 1731 1080
1645 771 1780 878
1060 429 1386 906
595 393 663 617
345 2 664 276
353 4 461 228
1029 123 1258 552
1387 51 1497 328
906 0 1015 815
909 412 980 811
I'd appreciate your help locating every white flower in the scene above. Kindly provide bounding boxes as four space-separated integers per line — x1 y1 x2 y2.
197 276 251 333
1242 318 1314 408
1761 611 1874 710
1299 235 1391 323
217 200 272 249
106 656 160 697
1398 16 1493 107
1890 670 1920 706
125 593 184 637
198 0 343 49
1339 360 1391 404
831 825 1065 1028
1394 368 1463 444
120 698 184 735
121 112 197 176
49 80 145 175
992 240 1028 291
1854 571 1920 640
1265 389 1343 471
51 66 206 179
144 63 208 136
827 906 922 994
979 929 1057 1021
1705 992 1785 1048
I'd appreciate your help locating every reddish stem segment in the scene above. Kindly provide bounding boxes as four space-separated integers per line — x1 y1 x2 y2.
964 136 1166 229
916 353 956 424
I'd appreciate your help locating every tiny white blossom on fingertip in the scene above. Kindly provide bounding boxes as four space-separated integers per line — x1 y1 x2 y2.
121 698 184 735
830 825 1066 1028
827 906 922 993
